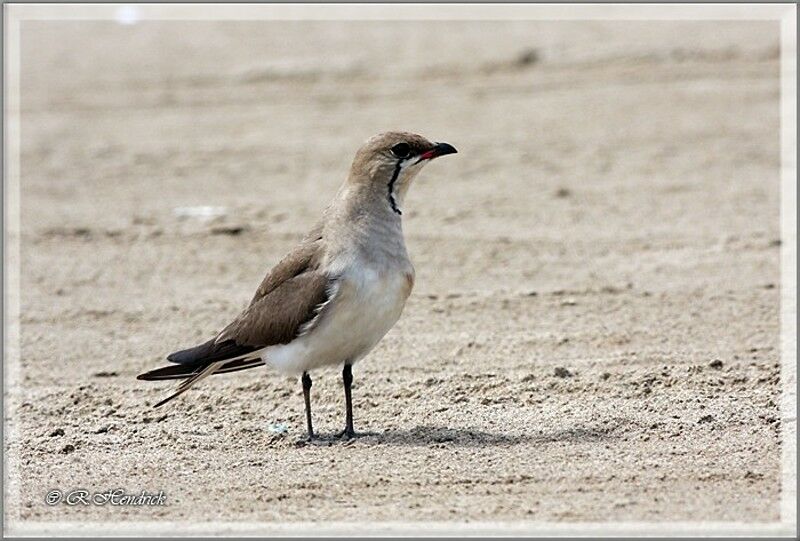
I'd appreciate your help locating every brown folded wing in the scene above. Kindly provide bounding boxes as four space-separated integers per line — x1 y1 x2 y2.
155 236 330 369
216 269 330 347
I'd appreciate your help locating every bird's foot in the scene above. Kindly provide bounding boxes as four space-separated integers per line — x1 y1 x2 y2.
296 432 345 447
335 428 358 440
295 433 323 447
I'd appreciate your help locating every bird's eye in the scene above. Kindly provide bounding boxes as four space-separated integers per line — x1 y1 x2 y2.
391 142 411 159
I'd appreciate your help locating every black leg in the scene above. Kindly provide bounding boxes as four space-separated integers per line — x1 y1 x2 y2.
341 363 356 439
301 371 314 439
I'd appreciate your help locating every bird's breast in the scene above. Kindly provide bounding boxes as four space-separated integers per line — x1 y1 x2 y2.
320 261 413 356
262 260 413 374
340 261 414 323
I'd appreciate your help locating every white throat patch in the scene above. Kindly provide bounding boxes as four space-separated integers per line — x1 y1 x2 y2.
388 159 425 215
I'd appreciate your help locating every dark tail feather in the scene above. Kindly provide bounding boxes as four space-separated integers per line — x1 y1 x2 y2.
151 362 221 408
167 339 258 364
138 357 266 408
166 339 216 364
137 361 206 381
214 358 266 374
153 389 189 408
137 357 265 382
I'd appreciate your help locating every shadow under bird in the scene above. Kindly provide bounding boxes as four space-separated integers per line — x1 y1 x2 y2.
138 132 457 440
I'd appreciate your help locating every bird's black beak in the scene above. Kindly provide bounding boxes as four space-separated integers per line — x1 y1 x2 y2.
419 142 458 161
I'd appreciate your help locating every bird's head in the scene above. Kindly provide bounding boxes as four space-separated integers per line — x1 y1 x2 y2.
347 131 457 216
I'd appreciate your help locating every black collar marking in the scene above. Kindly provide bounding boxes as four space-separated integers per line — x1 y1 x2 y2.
387 159 403 215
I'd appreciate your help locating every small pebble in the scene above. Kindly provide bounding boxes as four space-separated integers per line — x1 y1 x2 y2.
554 367 573 378
210 225 247 236
268 423 289 434
515 48 540 67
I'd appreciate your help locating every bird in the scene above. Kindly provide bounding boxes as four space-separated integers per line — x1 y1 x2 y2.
137 132 457 440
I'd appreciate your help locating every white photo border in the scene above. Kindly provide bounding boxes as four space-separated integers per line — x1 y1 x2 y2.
3 3 796 537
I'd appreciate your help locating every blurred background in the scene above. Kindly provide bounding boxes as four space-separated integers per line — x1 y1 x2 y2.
13 14 784 525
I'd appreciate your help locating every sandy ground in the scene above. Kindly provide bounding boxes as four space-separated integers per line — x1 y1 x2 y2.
7 18 783 529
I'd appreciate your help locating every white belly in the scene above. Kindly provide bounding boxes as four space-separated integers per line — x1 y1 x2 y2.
262 266 414 375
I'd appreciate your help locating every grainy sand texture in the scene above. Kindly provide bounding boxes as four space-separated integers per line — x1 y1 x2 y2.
7 15 785 531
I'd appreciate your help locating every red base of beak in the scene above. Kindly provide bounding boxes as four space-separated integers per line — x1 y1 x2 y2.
420 142 458 160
